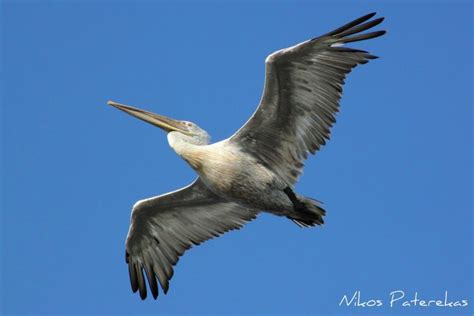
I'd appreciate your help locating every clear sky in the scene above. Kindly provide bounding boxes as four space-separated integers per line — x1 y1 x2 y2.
1 1 472 315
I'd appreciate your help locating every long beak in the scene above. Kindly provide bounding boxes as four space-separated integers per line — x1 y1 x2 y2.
108 100 192 135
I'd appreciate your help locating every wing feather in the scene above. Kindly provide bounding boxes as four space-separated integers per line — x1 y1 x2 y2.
230 13 385 185
125 178 258 299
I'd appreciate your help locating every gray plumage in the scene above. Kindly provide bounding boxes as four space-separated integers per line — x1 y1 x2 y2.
126 178 257 299
108 12 385 300
231 12 384 185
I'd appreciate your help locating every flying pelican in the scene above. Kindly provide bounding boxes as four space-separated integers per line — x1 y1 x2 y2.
109 12 385 300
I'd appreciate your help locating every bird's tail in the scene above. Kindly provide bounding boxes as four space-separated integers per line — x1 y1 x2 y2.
288 197 326 228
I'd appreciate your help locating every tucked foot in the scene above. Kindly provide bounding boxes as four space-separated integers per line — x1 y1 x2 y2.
283 187 326 228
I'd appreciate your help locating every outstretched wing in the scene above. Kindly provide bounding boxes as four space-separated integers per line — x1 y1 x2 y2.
230 12 385 186
125 178 258 299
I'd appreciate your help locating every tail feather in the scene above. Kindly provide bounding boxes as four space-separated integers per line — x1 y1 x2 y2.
288 197 326 228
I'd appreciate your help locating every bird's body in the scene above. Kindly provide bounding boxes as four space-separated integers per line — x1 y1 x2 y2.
108 12 386 300
169 135 290 213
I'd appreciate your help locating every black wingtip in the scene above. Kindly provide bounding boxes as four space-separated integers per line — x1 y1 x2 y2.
366 12 377 19
319 12 387 44
128 262 139 293
324 12 378 37
340 30 386 44
136 266 147 300
143 263 159 300
335 16 386 39
356 12 377 22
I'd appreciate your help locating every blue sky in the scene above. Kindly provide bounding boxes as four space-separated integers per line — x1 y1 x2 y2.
1 1 472 315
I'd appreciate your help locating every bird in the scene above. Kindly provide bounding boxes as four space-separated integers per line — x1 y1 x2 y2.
108 12 385 300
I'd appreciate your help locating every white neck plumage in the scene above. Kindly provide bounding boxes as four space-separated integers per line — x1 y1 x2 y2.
167 132 208 170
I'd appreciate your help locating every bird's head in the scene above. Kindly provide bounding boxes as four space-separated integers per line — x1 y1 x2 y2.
108 100 210 145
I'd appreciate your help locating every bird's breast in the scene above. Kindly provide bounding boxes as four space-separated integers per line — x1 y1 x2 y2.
197 143 276 202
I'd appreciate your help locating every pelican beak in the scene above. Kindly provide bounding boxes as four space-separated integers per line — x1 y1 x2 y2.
108 100 193 136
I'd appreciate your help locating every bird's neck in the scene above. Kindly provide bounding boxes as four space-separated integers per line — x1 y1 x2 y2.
167 132 205 170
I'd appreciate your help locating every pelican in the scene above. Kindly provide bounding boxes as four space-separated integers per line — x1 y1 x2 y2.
109 12 385 300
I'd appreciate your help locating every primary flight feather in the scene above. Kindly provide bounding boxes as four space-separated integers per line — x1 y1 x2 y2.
108 12 385 300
